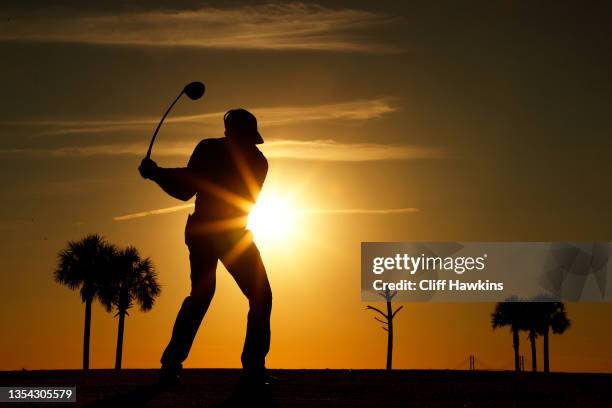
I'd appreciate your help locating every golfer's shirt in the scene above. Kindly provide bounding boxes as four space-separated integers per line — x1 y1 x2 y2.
187 138 267 231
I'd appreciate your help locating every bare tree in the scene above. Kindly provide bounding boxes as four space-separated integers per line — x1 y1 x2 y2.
366 288 403 370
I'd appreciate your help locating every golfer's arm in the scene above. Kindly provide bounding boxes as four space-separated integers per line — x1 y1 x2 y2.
152 167 196 201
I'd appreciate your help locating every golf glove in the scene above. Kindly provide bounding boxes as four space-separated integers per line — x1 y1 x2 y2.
139 158 159 180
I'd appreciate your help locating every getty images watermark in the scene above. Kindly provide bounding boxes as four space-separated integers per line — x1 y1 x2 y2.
361 242 611 302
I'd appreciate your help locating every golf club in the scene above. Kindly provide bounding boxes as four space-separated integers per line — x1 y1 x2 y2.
145 81 206 159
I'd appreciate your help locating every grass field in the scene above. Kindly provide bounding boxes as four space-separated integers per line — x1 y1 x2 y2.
1 369 611 407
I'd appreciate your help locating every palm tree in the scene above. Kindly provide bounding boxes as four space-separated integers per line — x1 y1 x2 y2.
491 297 527 372
366 288 403 370
521 301 543 372
100 246 160 370
526 321 538 372
54 234 115 370
538 301 570 373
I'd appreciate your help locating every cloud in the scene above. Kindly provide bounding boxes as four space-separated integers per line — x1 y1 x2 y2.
0 4 398 52
255 99 398 125
262 140 442 161
0 139 442 162
1 99 443 161
302 208 418 215
4 98 398 136
113 204 196 221
113 203 417 221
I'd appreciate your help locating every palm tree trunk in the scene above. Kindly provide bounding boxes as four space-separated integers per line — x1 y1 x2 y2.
83 298 92 370
512 328 520 372
529 329 537 372
543 325 550 373
386 300 393 370
115 310 126 370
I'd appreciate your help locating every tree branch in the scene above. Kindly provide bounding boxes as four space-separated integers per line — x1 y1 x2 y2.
378 290 398 301
366 305 387 318
392 306 404 318
374 317 388 325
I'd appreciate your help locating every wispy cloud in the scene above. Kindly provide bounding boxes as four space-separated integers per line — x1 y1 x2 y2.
262 140 442 161
113 204 196 221
0 139 443 161
0 4 398 52
302 208 418 215
113 203 417 221
4 98 397 136
1 99 443 161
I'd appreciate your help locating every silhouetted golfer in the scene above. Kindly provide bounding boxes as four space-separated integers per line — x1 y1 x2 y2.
139 109 272 387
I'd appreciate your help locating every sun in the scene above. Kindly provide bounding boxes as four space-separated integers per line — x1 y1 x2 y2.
247 191 299 246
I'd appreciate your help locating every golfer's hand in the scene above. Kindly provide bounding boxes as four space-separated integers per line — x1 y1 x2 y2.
139 158 159 180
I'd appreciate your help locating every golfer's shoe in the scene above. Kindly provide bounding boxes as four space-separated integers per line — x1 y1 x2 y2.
238 370 281 388
261 372 281 385
158 366 181 387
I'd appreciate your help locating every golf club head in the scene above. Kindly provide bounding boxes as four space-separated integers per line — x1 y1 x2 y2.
184 81 205 100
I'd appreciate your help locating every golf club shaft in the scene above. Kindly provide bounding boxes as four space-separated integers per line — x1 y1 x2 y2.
146 90 184 159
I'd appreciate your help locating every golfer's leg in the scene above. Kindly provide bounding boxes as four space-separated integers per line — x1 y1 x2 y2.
223 233 272 374
161 244 217 370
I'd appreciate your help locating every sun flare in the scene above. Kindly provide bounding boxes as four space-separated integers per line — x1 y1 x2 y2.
247 191 299 246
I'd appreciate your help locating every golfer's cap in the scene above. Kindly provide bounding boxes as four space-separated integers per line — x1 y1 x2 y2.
224 108 264 145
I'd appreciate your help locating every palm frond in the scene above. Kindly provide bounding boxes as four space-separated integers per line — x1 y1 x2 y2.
54 234 114 302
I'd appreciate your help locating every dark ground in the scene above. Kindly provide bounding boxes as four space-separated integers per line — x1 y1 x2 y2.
1 369 611 407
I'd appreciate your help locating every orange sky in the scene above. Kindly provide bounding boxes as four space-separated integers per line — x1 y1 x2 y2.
1 1 611 372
